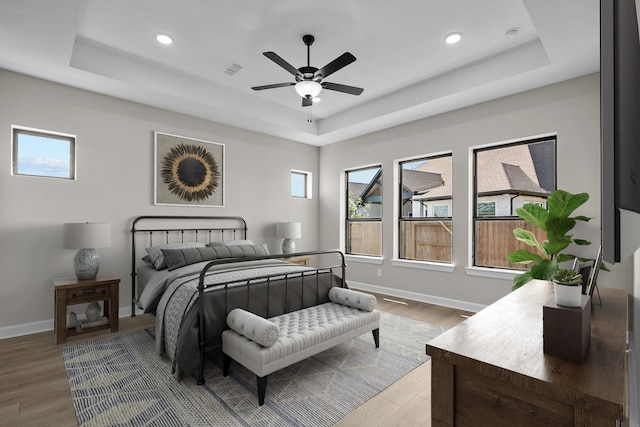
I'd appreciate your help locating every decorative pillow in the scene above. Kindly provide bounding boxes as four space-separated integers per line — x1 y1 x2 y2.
141 255 154 268
210 244 269 258
145 242 205 270
226 308 280 347
161 246 217 271
207 239 254 247
162 244 270 271
329 287 377 312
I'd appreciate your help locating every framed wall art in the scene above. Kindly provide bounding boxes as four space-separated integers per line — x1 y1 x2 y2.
154 132 224 207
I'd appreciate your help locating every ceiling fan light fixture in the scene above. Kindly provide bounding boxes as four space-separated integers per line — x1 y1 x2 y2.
295 80 322 98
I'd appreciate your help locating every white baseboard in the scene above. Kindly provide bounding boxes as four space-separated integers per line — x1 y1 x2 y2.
347 280 487 313
0 305 144 340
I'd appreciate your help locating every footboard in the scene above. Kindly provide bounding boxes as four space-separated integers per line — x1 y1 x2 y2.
195 250 347 384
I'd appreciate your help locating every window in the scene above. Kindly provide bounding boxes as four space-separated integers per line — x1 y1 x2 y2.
290 170 312 198
477 202 496 216
433 204 449 218
473 136 556 269
398 154 452 262
346 166 382 256
12 126 76 179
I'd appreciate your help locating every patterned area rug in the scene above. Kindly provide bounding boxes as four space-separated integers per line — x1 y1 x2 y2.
61 312 445 427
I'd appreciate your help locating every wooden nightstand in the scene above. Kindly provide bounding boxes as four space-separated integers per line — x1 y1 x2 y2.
54 275 120 344
279 256 310 266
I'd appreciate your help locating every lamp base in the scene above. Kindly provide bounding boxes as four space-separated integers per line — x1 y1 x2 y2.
74 248 100 280
282 239 296 254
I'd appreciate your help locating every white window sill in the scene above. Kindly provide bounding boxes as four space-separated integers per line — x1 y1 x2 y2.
464 266 520 281
391 259 455 273
345 255 384 265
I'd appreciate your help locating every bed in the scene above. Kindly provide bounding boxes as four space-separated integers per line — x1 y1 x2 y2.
130 216 347 383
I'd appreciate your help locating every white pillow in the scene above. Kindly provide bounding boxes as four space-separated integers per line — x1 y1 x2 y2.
329 287 377 312
226 308 280 347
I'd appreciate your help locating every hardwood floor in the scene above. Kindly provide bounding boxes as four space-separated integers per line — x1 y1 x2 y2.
0 293 471 426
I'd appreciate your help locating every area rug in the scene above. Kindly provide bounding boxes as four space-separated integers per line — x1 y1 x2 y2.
61 312 445 427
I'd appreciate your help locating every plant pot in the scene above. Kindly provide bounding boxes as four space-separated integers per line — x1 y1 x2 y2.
553 283 582 307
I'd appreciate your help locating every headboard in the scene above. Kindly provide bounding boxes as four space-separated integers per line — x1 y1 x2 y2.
130 215 248 315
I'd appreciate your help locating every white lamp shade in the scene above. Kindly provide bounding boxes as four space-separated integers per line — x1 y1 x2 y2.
276 222 302 239
295 81 322 98
63 222 111 249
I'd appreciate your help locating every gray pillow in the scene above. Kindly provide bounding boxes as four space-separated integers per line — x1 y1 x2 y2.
161 246 217 271
207 239 254 247
162 244 270 271
145 242 206 270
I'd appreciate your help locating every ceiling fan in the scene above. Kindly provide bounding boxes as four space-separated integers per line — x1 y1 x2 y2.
252 34 364 107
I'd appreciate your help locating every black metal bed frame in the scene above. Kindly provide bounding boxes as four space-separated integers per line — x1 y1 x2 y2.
130 215 248 315
130 215 348 385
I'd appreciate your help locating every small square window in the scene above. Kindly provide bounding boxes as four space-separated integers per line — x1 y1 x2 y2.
433 204 449 217
291 170 312 198
12 126 76 179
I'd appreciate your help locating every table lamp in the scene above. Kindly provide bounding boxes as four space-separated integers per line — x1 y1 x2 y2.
63 222 111 280
276 222 301 254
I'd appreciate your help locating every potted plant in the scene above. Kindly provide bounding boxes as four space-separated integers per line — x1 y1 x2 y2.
552 268 583 307
507 190 592 290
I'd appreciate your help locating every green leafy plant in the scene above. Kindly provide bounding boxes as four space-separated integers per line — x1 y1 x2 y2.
552 268 583 286
507 190 592 290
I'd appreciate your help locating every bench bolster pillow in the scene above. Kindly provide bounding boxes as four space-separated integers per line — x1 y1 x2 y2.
328 287 377 312
226 308 280 347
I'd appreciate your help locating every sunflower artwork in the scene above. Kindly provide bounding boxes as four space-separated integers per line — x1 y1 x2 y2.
154 132 224 206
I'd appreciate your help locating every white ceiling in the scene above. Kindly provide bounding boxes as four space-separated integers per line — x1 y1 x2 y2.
0 0 599 146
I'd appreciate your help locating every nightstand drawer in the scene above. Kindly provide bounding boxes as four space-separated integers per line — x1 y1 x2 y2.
67 285 110 303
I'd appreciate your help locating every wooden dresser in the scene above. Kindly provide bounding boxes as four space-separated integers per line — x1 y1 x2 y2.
426 280 627 426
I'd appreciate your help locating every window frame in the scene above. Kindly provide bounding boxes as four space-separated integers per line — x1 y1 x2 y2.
290 169 312 199
470 134 557 273
396 152 453 264
345 165 383 258
11 125 76 180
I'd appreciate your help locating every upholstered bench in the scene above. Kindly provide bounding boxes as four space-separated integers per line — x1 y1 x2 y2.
222 287 380 405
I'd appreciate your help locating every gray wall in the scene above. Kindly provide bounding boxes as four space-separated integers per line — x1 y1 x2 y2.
318 73 634 306
0 69 319 330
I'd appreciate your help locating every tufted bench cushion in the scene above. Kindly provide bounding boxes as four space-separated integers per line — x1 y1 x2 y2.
222 289 380 405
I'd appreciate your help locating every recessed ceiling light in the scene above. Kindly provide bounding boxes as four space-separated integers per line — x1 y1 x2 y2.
155 33 173 45
444 32 462 44
312 97 321 103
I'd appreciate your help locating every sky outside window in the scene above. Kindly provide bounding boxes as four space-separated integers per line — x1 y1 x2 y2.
15 132 74 178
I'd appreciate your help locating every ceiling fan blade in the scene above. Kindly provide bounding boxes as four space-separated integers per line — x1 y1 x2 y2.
263 52 300 77
302 97 313 107
316 52 356 79
251 82 295 91
321 81 364 95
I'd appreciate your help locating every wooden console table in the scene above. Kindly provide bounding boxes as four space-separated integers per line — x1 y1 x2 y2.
426 280 627 426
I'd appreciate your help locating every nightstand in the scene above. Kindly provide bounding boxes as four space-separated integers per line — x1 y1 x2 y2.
279 256 310 266
54 275 120 344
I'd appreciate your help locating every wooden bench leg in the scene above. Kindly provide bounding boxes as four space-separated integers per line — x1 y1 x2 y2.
257 375 268 406
372 328 380 348
223 352 232 376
